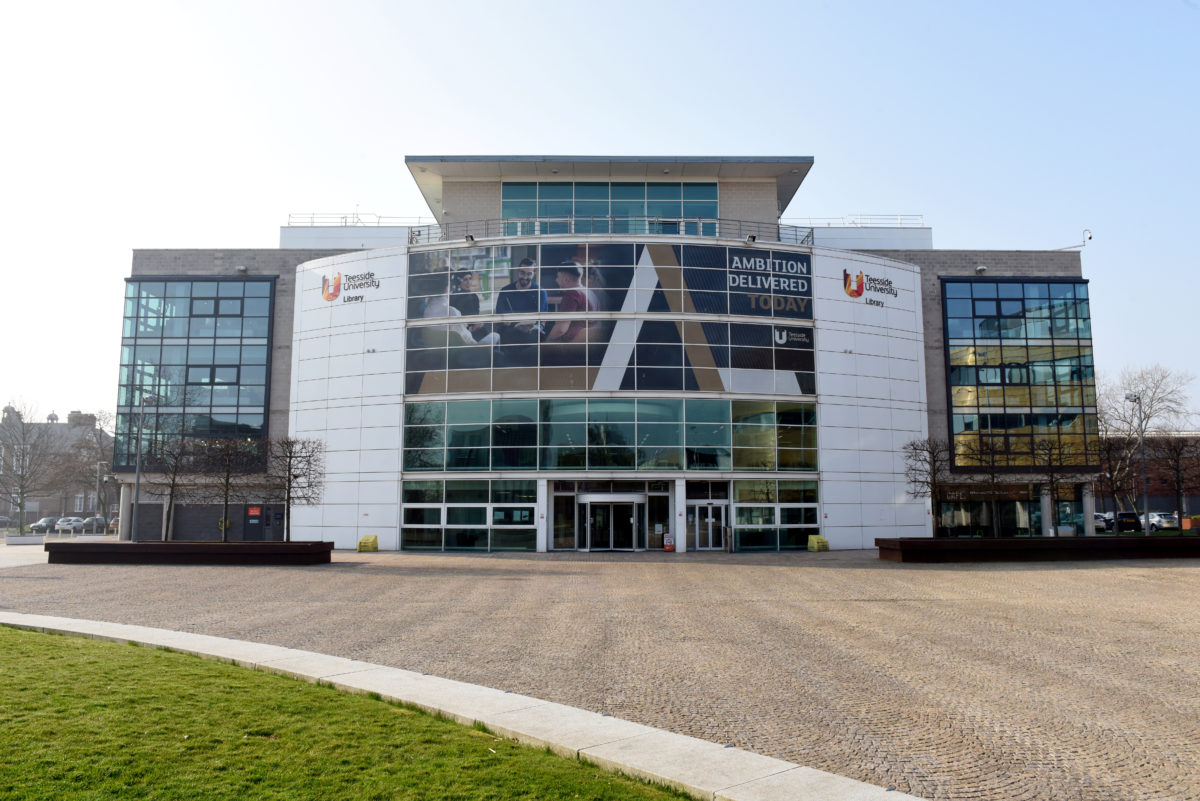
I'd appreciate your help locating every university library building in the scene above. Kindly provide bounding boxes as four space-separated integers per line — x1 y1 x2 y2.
113 156 1097 550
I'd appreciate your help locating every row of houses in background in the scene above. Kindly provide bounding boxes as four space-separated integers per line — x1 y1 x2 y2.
0 405 116 527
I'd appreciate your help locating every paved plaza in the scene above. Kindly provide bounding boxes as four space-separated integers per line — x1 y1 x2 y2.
1 545 1197 800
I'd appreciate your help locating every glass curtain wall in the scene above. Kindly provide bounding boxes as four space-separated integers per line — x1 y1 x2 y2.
943 279 1097 470
115 278 274 468
403 399 818 473
501 182 718 235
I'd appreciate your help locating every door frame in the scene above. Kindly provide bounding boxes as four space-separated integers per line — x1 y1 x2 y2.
578 493 647 551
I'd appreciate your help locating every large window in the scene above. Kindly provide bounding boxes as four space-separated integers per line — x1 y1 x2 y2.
942 279 1097 470
400 479 537 551
405 243 815 396
114 278 274 469
403 399 817 473
501 182 718 235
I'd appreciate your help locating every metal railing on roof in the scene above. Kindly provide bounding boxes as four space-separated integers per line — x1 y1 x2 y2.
783 214 926 228
287 212 438 227
400 217 815 246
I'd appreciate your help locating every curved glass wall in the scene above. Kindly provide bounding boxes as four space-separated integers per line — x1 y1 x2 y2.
402 398 817 473
396 237 823 551
405 242 815 395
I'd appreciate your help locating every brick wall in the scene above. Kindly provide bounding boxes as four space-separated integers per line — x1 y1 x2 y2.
718 181 777 224
442 180 502 224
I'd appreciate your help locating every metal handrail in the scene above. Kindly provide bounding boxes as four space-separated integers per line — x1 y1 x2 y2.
287 212 438 227
783 214 926 228
401 217 815 247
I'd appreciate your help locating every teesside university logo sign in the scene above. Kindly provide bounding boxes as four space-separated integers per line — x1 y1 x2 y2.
322 271 381 304
843 269 898 308
843 270 865 298
321 273 341 301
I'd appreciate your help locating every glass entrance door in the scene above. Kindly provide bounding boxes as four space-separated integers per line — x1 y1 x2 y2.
585 502 637 550
687 503 726 550
589 503 611 550
611 503 634 550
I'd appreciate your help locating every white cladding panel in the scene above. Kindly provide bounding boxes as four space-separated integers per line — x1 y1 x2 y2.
288 243 932 549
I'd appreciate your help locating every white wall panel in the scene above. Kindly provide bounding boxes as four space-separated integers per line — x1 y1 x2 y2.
359 449 400 473
361 404 400 428
325 404 362 430
327 375 364 399
359 426 400 450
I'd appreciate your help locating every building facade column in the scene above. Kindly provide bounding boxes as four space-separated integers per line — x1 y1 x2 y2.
118 484 132 541
673 479 686 553
535 479 548 552
1080 482 1096 537
1040 484 1054 537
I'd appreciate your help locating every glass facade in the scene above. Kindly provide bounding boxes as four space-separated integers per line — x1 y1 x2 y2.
501 181 718 235
115 278 274 469
403 399 817 473
405 242 815 395
401 479 537 551
943 279 1097 470
730 479 820 551
398 236 823 551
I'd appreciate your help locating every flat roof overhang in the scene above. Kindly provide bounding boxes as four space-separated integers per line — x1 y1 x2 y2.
405 156 814 221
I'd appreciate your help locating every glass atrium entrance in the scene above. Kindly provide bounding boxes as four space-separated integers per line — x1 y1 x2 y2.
577 494 645 551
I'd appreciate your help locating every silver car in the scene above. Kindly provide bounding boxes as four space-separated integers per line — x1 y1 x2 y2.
1140 513 1178 531
55 517 85 534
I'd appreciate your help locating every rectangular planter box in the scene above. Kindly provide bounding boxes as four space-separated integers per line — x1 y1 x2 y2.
45 540 334 565
876 536 1200 563
5 535 45 546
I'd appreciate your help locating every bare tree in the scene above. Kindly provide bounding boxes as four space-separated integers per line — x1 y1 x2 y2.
956 435 1008 537
192 438 265 542
902 437 952 535
1146 427 1200 518
1031 437 1093 532
1097 365 1194 513
265 437 325 542
141 435 199 541
0 404 59 533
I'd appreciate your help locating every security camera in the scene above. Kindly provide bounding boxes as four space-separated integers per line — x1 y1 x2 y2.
1085 230 1093 241
975 265 988 273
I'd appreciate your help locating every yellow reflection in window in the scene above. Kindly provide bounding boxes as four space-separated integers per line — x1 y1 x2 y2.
949 346 976 366
1004 387 1031 406
951 386 979 406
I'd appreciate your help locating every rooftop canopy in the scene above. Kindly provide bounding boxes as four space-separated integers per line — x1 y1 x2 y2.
404 155 815 221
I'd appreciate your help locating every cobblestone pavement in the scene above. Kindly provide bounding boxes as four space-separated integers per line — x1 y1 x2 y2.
2 547 1198 800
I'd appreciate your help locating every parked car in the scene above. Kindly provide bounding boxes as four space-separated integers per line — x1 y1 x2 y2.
55 517 86 534
80 516 107 533
30 517 59 533
1142 512 1178 531
0 515 13 529
108 517 120 533
1093 513 1113 532
1115 512 1142 532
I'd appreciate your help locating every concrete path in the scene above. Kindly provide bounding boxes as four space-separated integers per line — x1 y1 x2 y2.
1 544 1197 800
0 611 919 801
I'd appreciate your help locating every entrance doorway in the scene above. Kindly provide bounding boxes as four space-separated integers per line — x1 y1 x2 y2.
686 503 727 550
577 494 645 551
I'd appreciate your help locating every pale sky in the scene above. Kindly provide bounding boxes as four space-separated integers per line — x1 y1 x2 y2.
2 0 1197 422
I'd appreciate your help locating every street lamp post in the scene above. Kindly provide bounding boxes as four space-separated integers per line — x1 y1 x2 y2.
93 462 105 534
1125 392 1150 537
130 392 153 543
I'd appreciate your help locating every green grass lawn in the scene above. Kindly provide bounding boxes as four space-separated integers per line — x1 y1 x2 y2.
0 626 688 800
